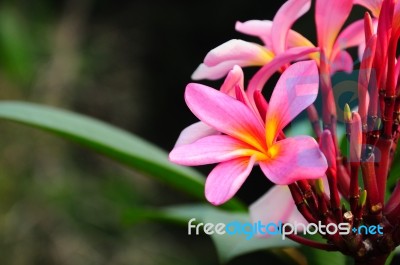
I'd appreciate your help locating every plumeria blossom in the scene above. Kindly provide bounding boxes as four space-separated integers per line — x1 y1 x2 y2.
192 0 365 81
170 60 327 205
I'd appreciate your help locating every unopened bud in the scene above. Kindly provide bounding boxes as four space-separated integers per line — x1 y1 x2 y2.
358 190 367 207
344 104 352 123
375 118 382 130
350 112 362 162
319 130 336 169
315 178 325 195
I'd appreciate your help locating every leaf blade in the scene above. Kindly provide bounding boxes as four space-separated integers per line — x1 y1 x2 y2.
0 101 245 210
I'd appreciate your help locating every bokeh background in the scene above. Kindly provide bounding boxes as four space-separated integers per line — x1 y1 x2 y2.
0 1 388 265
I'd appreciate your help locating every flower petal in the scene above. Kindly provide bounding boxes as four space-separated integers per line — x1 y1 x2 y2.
203 39 273 67
235 19 314 51
174 121 218 147
169 135 257 166
205 156 256 205
192 61 243 80
259 136 328 184
331 50 353 74
350 112 363 162
319 130 337 169
265 60 319 147
185 83 266 151
220 65 244 97
358 35 377 124
315 0 353 57
247 46 320 94
271 0 311 54
235 20 273 47
333 19 366 59
250 185 307 238
286 30 315 49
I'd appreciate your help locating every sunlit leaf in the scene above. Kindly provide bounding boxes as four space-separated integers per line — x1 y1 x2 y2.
0 101 245 211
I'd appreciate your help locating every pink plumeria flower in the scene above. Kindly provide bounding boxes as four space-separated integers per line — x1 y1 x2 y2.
192 0 363 81
249 131 335 238
169 61 328 205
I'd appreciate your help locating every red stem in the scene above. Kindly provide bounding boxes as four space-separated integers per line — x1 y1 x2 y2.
383 36 398 138
288 183 317 223
326 169 342 223
360 155 382 222
350 162 360 213
374 138 393 205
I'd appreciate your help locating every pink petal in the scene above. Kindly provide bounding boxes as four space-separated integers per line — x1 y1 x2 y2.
250 185 307 238
358 35 377 124
287 205 308 225
174 121 218 147
191 61 243 80
220 65 244 97
265 60 319 147
286 30 315 49
247 47 319 95
319 130 337 169
259 136 328 184
235 20 273 46
235 19 314 51
205 156 256 205
185 83 266 151
169 135 254 166
271 0 311 54
203 39 273 67
333 19 365 58
219 65 265 124
331 50 354 74
354 0 383 17
315 0 353 57
358 42 367 61
350 112 362 162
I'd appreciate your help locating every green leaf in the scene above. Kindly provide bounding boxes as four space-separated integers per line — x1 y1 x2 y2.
124 204 298 263
301 246 350 265
388 146 400 187
0 101 245 211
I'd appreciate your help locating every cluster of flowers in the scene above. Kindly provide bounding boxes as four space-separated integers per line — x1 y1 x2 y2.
170 0 400 263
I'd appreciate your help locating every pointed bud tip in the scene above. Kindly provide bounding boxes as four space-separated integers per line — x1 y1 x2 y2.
375 118 382 130
344 104 352 122
358 190 367 207
315 178 325 195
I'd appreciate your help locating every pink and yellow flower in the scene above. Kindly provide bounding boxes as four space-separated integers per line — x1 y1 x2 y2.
169 61 328 205
192 0 363 81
